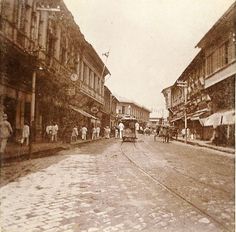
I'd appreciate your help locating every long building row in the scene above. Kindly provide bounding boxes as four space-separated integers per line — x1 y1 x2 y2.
162 2 235 146
0 0 150 142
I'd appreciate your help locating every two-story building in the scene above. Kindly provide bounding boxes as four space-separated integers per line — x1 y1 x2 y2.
102 86 119 133
162 2 235 145
0 0 110 141
116 96 150 127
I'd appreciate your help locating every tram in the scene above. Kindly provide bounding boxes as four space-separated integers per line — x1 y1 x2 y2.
121 115 137 142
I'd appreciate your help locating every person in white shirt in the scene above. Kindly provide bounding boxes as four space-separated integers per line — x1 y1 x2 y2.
0 114 13 154
46 124 53 142
71 126 78 142
81 126 88 140
118 122 124 139
96 126 101 138
135 122 139 137
92 126 97 140
104 126 111 139
51 123 59 142
21 122 30 146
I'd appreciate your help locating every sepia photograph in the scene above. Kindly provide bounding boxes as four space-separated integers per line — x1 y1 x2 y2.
0 0 235 231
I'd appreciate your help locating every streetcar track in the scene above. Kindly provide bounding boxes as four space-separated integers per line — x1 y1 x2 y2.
133 142 232 196
120 141 232 232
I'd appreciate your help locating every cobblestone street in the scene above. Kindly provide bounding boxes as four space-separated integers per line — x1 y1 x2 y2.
0 137 234 232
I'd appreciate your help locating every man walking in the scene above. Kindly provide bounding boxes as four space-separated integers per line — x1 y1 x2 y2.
0 114 13 154
81 126 87 140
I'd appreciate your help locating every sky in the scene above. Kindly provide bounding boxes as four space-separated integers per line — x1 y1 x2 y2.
64 0 235 116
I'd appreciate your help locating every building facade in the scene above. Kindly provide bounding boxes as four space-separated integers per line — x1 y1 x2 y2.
162 2 235 145
116 97 150 127
0 0 110 142
102 86 118 133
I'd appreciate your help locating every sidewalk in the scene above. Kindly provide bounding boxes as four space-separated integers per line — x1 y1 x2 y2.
174 137 235 154
0 138 102 164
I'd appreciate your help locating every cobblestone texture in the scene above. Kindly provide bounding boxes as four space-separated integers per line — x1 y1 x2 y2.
0 137 234 232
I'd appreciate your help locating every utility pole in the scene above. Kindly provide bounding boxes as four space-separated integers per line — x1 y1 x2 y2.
177 81 188 143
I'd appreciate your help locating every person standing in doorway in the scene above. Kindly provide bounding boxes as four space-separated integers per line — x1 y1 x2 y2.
81 126 87 140
21 122 30 146
0 114 13 154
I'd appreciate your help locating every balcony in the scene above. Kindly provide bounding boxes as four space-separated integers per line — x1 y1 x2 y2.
0 18 35 53
38 52 104 105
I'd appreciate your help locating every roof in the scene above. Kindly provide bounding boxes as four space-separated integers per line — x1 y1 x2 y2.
196 2 236 48
115 95 151 112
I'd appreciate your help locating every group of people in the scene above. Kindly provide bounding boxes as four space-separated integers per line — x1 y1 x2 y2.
0 113 30 155
154 125 171 143
45 122 59 142
71 126 102 142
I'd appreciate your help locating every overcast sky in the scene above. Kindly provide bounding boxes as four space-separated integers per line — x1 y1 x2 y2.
64 0 235 115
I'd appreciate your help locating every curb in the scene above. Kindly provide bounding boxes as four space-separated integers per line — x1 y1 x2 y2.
0 138 104 166
174 138 235 154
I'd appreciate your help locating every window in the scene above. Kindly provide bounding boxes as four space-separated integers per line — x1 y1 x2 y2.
122 106 125 114
206 54 213 75
90 71 94 88
224 41 229 65
94 75 97 90
83 62 86 83
86 66 90 85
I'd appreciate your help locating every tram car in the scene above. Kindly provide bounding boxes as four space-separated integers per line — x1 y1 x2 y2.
121 115 137 142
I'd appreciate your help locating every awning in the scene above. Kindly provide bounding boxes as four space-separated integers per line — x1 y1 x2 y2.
203 110 235 127
205 63 236 89
190 111 208 121
221 110 235 125
69 105 97 120
170 116 183 122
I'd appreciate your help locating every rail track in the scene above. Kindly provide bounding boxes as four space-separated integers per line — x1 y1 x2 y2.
134 141 232 196
120 141 233 232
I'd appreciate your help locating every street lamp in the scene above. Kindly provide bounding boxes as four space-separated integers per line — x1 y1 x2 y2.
177 81 188 143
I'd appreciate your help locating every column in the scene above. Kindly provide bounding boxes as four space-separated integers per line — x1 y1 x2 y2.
54 24 61 60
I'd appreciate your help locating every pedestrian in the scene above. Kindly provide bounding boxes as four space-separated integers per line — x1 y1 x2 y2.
81 126 87 140
92 126 97 140
154 126 160 141
46 123 53 142
118 121 124 139
96 126 100 138
181 128 185 139
104 126 111 139
162 126 167 143
165 126 170 143
135 122 139 138
21 121 30 146
0 113 13 154
115 126 119 138
71 126 78 142
211 126 219 146
51 122 59 142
